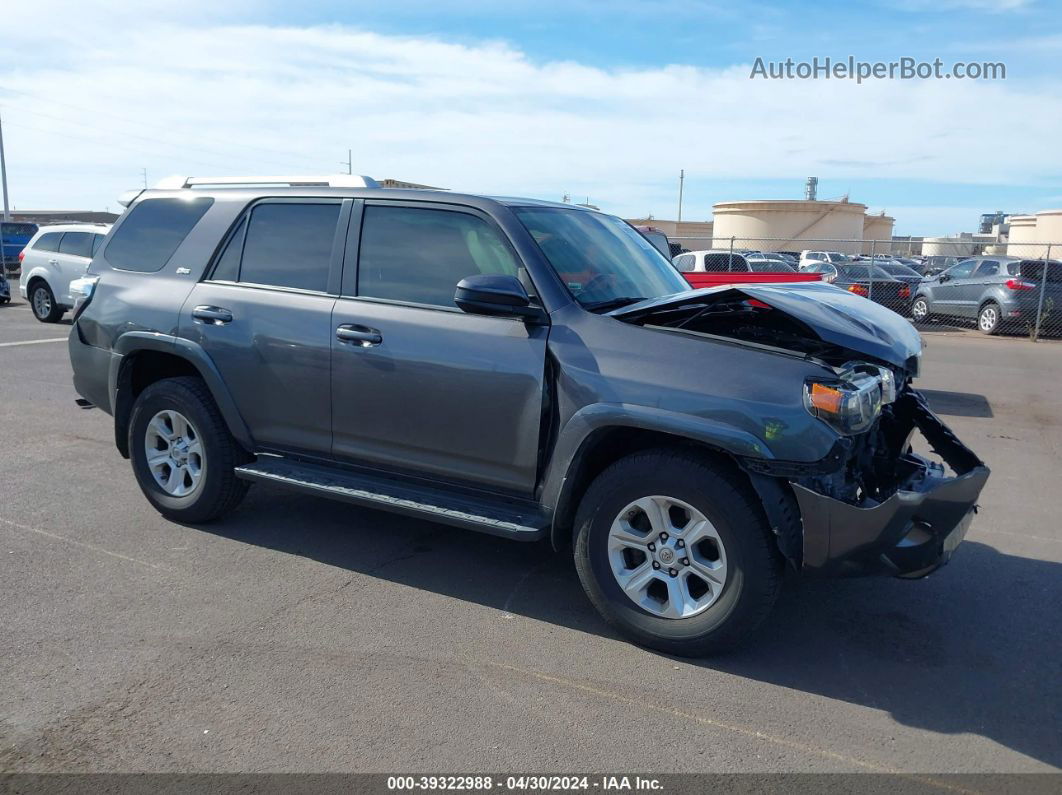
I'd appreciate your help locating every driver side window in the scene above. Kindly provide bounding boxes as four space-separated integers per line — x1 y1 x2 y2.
946 260 977 279
354 205 521 308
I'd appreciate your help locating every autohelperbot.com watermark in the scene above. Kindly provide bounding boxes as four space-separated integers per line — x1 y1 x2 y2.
750 56 1005 83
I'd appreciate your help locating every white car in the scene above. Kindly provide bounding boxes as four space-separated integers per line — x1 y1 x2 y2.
18 223 111 322
798 250 850 270
673 249 750 273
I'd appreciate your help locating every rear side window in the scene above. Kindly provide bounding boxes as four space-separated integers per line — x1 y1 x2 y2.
238 203 340 292
702 253 746 272
973 260 999 277
356 205 519 307
34 232 63 252
59 231 94 258
673 254 695 272
106 197 213 272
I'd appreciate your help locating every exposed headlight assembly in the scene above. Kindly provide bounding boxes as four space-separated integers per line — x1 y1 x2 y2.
804 362 897 434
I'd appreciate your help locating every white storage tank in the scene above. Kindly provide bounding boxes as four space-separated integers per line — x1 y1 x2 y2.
712 199 866 254
1033 210 1062 258
921 237 975 257
1007 215 1042 258
862 214 895 254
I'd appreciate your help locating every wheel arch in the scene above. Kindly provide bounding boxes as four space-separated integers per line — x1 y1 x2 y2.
544 406 776 553
111 333 254 458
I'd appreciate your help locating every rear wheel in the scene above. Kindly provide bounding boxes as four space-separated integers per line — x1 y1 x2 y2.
573 449 783 656
129 376 249 523
30 282 63 323
911 296 931 324
978 302 1001 335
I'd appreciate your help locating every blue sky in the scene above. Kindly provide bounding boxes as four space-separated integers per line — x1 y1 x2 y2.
1 0 1060 235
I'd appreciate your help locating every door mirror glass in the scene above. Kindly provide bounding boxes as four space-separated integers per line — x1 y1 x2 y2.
454 274 546 323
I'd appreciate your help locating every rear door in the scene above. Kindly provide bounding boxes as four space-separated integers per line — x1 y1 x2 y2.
330 200 548 493
180 199 347 456
966 259 1002 316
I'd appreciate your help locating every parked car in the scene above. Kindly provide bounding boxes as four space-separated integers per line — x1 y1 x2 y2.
673 250 819 288
868 259 924 289
920 256 959 277
1 221 39 273
633 225 672 259
799 250 850 269
802 262 911 314
18 223 111 322
68 175 988 656
912 256 1062 334
0 268 10 304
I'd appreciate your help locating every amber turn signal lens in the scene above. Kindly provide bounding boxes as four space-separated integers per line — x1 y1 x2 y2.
808 383 844 414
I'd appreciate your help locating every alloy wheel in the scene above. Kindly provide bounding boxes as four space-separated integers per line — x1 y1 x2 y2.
979 305 998 332
144 409 205 497
32 286 51 318
607 495 728 619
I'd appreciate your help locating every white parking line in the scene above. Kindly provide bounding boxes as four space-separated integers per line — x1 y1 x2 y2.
0 337 68 348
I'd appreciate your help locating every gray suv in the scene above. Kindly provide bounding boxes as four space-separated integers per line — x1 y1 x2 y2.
912 255 1062 334
68 176 989 655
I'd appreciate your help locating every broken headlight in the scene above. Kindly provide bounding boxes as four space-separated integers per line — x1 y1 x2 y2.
804 363 896 435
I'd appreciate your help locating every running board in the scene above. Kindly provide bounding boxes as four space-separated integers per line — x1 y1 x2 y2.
235 457 549 541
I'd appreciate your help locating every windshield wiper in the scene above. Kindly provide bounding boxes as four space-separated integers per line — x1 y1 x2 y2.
583 296 647 313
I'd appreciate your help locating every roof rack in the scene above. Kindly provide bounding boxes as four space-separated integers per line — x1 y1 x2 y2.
152 175 380 190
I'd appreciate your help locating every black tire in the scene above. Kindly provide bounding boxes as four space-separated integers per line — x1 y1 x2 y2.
573 449 783 656
911 296 932 325
29 281 64 323
977 301 1001 335
129 376 249 523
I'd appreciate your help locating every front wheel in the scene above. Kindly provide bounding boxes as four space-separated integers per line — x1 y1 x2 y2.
129 376 249 523
573 450 783 656
30 282 63 323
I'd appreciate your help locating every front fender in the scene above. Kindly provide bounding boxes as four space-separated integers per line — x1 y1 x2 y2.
110 332 255 454
541 403 777 547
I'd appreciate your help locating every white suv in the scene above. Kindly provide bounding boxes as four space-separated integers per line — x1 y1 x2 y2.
18 223 111 322
798 250 850 270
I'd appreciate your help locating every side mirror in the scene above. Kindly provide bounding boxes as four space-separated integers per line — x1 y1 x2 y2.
454 274 547 324
938 273 950 282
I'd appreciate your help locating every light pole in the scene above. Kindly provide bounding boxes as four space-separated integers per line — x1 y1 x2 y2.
677 169 684 223
0 110 10 221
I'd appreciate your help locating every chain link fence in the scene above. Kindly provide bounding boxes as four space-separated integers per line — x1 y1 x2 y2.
667 235 1061 341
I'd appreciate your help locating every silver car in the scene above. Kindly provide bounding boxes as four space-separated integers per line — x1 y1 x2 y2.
911 256 1062 334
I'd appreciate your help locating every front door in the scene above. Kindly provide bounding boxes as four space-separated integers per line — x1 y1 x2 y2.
932 258 977 315
331 201 548 494
179 199 348 455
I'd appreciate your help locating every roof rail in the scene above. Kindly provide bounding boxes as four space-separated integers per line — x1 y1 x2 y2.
153 175 380 190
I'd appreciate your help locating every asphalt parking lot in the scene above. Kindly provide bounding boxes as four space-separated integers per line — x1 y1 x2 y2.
0 294 1059 775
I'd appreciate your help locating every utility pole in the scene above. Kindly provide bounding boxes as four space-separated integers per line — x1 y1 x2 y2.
341 149 352 175
141 168 147 188
677 169 684 223
0 111 10 221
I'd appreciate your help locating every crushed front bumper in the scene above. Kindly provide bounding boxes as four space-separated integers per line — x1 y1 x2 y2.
794 389 990 578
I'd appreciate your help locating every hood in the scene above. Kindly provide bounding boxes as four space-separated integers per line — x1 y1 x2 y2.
610 281 923 370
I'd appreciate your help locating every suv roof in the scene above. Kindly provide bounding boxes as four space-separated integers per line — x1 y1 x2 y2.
121 175 589 214
30 222 112 234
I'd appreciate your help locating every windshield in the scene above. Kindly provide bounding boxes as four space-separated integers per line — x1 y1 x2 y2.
514 208 688 310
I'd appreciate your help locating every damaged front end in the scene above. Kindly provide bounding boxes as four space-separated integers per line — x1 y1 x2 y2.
789 388 989 578
612 283 989 579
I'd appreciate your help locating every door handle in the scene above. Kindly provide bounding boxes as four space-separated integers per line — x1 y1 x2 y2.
48 259 58 265
336 324 382 346
192 305 233 325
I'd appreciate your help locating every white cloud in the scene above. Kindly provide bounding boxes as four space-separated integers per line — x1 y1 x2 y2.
0 13 1058 224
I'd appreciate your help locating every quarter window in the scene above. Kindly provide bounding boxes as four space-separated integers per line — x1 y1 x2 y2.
91 234 105 256
238 203 340 292
355 205 519 307
106 197 214 272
